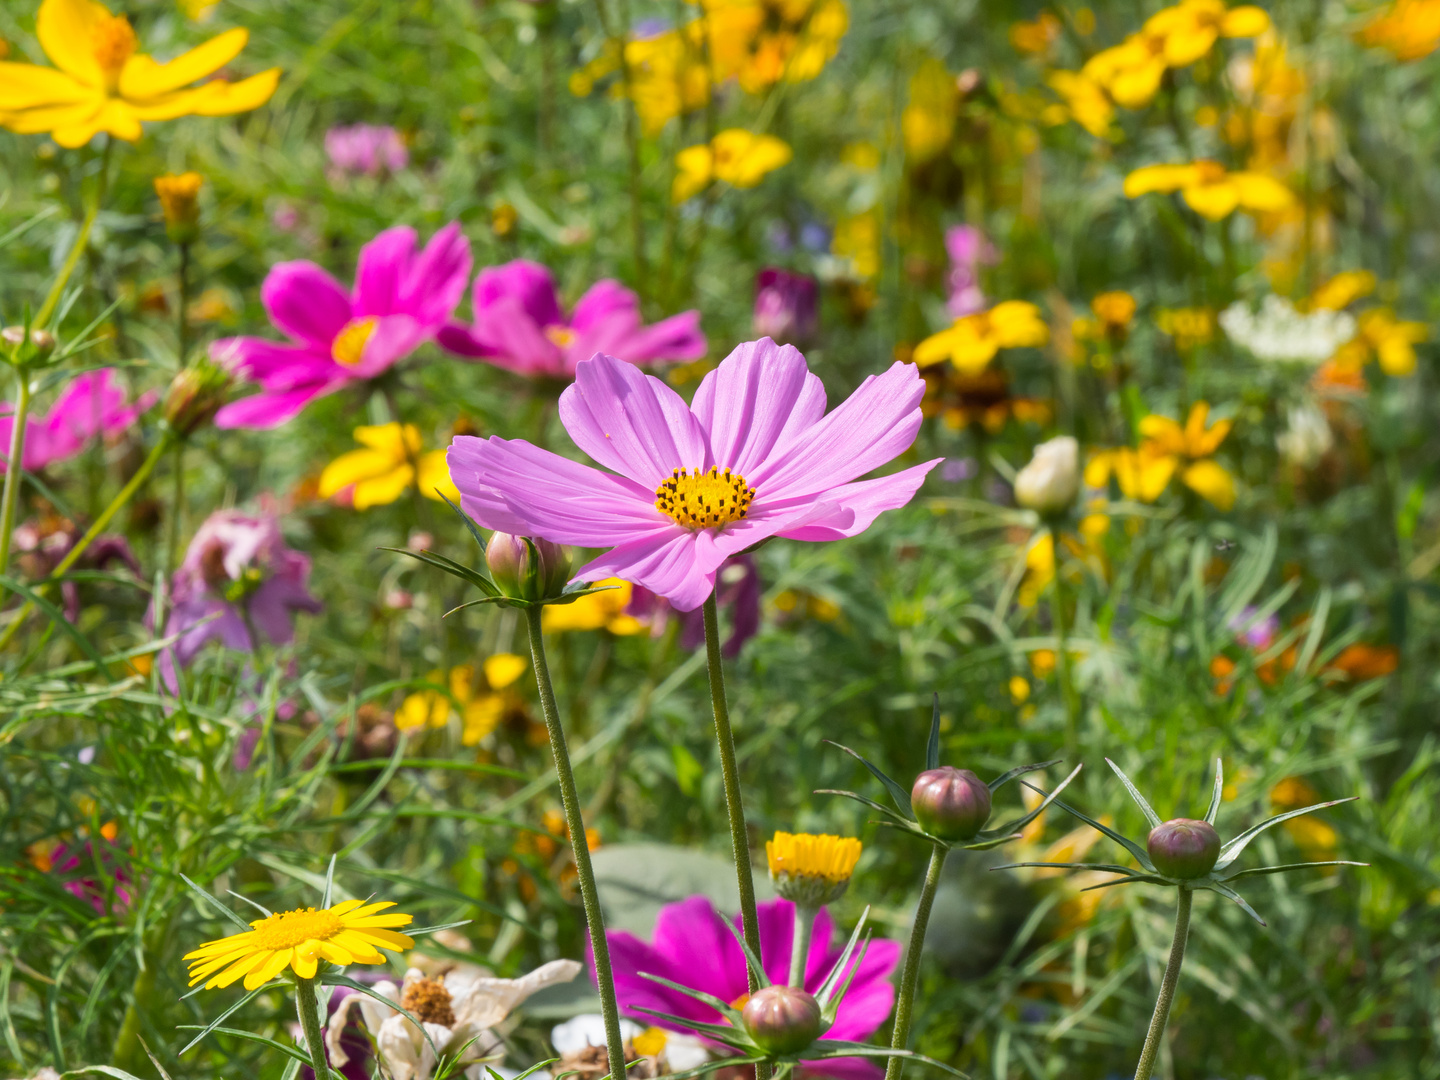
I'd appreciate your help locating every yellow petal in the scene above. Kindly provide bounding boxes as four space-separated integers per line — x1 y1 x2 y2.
483 652 528 689
1108 56 1166 107
315 940 354 966
912 326 962 368
1228 172 1294 212
210 950 270 990
1084 450 1115 488
672 145 713 202
1181 180 1241 220
3 99 102 143
1138 413 1184 453
37 0 108 88
189 69 281 116
249 947 297 988
351 927 416 950
352 465 416 510
989 300 1049 348
118 27 247 99
418 449 460 502
0 63 92 109
1378 336 1418 376
1182 460 1235 510
344 900 398 919
354 421 420 454
396 691 441 732
1124 163 1197 198
462 694 506 745
1163 26 1218 67
319 449 393 498
1221 6 1271 37
291 949 318 981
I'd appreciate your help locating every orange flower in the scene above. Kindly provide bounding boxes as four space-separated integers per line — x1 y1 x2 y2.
1326 643 1399 681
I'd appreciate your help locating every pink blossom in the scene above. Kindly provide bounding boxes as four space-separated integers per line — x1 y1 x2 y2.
753 268 819 344
0 369 153 472
447 339 938 611
212 224 472 429
325 124 409 178
50 838 133 914
436 259 705 378
944 224 996 319
627 554 760 657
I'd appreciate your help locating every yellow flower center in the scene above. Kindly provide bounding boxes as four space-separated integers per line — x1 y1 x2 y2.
654 466 755 530
332 318 378 366
92 14 138 83
730 992 751 1011
249 907 344 950
544 325 578 348
632 1028 669 1057
401 976 457 1027
766 831 863 884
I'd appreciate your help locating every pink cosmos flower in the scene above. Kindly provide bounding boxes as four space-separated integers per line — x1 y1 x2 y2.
627 554 761 657
212 224 472 429
0 369 153 472
435 259 705 378
325 123 409 178
596 896 900 1079
944 225 995 319
447 339 938 611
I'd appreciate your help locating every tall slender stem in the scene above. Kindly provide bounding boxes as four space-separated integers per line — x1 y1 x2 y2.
294 977 331 1080
176 242 191 366
1133 887 1193 1080
702 592 763 974
884 841 946 1080
1048 522 1081 756
166 442 185 579
0 375 33 577
0 434 174 649
593 0 648 298
524 605 627 1080
788 903 816 988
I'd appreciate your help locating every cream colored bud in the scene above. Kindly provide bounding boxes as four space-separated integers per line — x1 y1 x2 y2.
1014 436 1079 514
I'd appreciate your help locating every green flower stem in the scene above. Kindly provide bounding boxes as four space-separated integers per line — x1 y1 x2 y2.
1133 886 1193 1080
1047 521 1081 757
165 441 185 580
0 433 174 650
884 841 946 1080
788 903 817 988
524 605 628 1080
177 241 191 367
701 592 763 974
0 374 33 576
111 915 172 1072
294 976 332 1080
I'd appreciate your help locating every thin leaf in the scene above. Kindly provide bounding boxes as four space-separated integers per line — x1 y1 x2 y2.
226 890 273 919
650 1055 766 1080
1204 758 1224 826
408 919 475 937
813 789 915 828
815 907 870 1008
0 574 111 677
438 491 489 554
926 693 941 771
819 935 870 1026
1221 860 1367 881
60 1068 149 1080
1215 797 1358 869
1207 882 1267 926
981 762 1083 838
805 1043 967 1076
1078 874 1169 892
628 1006 750 1044
986 759 1063 794
823 740 913 818
176 1025 313 1067
177 987 266 1054
991 862 1144 877
178 874 252 931
380 547 498 596
1104 758 1162 830
1021 783 1156 872
719 918 773 989
322 854 338 908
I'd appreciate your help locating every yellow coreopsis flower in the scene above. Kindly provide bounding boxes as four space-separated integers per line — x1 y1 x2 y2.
1334 309 1428 377
672 128 792 202
0 0 279 148
913 301 1050 374
1360 0 1440 61
1144 0 1270 67
1085 446 1178 504
542 578 646 634
319 423 460 510
702 0 848 93
766 831 862 905
1309 270 1377 311
902 58 957 163
1138 401 1236 509
1083 32 1168 108
1124 160 1293 221
1046 69 1115 137
396 657 528 744
184 899 414 990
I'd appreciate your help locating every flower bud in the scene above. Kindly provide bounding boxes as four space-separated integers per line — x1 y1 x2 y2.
911 766 992 841
485 532 571 601
163 358 232 436
1013 436 1079 515
766 831 861 907
741 985 822 1056
1146 818 1221 879
154 172 203 245
2 326 56 362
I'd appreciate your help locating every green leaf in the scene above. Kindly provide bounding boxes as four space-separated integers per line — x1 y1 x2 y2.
628 1005 751 1045
813 789 915 828
1221 860 1367 881
980 762 1082 839
438 491 490 554
1024 783 1157 872
380 546 499 596
805 1043 967 1076
1204 758 1224 826
1215 797 1357 870
178 874 252 931
823 739 913 818
986 759 1063 794
719 918 773 990
0 574 111 678
321 854 338 908
815 906 870 1009
1105 757 1162 830
177 986 266 1054
176 1025 313 1067
926 692 941 771
1206 881 1267 925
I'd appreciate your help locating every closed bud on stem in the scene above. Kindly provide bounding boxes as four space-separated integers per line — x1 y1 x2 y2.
485 532 571 601
163 358 232 436
911 766 992 841
1147 818 1221 879
741 985 822 1055
154 172 203 245
1013 435 1079 515
2 326 56 364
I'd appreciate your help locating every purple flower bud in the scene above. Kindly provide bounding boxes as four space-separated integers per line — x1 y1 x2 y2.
1146 818 1221 879
485 532 571 601
741 985 823 1055
911 766 992 841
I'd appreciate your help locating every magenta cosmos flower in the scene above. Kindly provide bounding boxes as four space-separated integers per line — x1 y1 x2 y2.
447 339 938 611
0 369 153 472
325 123 408 178
213 224 472 429
436 259 705 378
596 896 900 1079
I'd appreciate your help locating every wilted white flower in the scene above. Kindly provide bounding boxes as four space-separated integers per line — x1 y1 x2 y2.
1014 436 1080 514
551 1014 712 1074
1219 296 1356 365
1276 402 1334 467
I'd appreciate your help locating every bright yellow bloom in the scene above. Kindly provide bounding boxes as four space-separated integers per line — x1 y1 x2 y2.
766 831 861 904
542 578 646 634
0 0 279 148
672 128 792 202
703 0 848 93
1309 270 1377 311
1124 160 1293 221
1360 0 1440 61
1144 0 1270 67
1333 309 1427 377
1156 306 1215 347
154 171 202 230
1010 12 1062 55
396 659 526 744
914 301 1049 374
831 207 881 281
1046 69 1114 136
1137 401 1236 509
903 58 956 163
1085 446 1177 503
183 900 414 991
319 423 460 510
1093 291 1137 329
1083 32 1168 108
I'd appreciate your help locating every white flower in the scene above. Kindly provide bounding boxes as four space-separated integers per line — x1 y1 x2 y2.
327 959 582 1080
551 1015 712 1073
1276 402 1333 467
1013 436 1080 514
1219 296 1356 365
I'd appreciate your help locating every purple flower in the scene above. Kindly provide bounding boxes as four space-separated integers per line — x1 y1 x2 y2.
325 124 409 178
436 259 705 379
596 896 900 1078
13 515 140 622
0 369 153 472
627 554 761 657
753 268 819 344
213 224 472 429
1229 606 1279 650
162 509 322 667
944 225 995 319
447 340 938 612
50 838 133 915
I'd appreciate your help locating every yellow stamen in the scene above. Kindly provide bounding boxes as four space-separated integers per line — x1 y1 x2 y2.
654 466 755 530
92 15 138 82
544 325 578 348
332 318 378 366
249 907 345 950
766 831 862 884
633 1028 669 1057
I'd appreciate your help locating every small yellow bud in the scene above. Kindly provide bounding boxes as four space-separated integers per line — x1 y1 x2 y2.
154 172 204 244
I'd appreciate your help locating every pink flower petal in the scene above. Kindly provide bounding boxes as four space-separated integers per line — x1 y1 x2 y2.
573 528 720 612
215 386 331 430
261 261 353 347
351 225 417 317
399 222 472 328
346 313 426 378
558 352 709 487
616 309 707 365
569 279 641 333
777 460 940 541
459 294 562 374
474 259 566 328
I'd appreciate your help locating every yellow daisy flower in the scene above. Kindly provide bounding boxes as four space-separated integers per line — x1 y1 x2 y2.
1123 160 1293 221
1136 401 1236 509
319 423 460 510
1144 0 1270 67
766 831 861 905
0 0 280 148
184 900 415 991
542 578 646 634
913 301 1049 374
672 128 792 202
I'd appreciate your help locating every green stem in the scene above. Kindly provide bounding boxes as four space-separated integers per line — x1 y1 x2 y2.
1133 887 1193 1080
1048 522 1081 757
177 241 191 366
35 138 112 331
294 977 332 1080
594 0 648 298
0 374 33 577
165 442 185 580
884 842 946 1080
701 593 763 973
524 605 628 1080
0 433 174 649
110 914 173 1071
788 903 817 988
